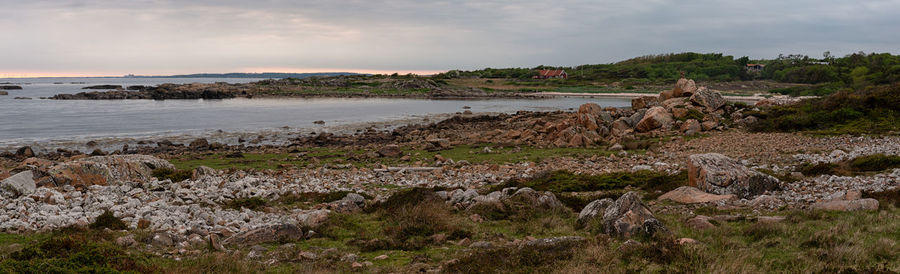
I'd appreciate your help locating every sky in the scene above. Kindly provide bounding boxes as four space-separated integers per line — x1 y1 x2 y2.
1 0 899 77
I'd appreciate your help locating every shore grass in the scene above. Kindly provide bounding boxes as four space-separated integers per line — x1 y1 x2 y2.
169 144 620 171
4 198 898 273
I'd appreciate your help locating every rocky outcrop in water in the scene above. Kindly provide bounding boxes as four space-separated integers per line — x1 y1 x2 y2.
83 85 123 90
0 85 23 90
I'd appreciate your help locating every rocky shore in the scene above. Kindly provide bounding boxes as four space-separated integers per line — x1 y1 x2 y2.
3 78 899 272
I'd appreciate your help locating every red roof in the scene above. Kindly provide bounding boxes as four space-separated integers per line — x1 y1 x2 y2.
538 69 566 77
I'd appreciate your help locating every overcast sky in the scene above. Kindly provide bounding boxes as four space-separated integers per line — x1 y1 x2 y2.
1 0 899 77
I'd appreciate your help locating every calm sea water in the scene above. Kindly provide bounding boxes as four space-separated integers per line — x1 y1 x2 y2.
0 77 630 152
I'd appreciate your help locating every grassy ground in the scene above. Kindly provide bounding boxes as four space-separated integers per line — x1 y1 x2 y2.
168 144 620 171
3 194 898 273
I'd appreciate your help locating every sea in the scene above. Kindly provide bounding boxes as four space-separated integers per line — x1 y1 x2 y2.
0 77 630 152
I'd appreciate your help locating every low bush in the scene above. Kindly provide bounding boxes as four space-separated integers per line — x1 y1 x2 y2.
849 154 900 172
224 197 269 211
151 168 192 182
89 210 127 230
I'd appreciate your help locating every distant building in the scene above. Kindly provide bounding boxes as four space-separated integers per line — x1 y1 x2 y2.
534 69 568 79
746 64 765 71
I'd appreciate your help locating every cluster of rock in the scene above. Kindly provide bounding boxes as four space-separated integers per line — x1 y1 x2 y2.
0 154 514 233
793 137 900 164
577 192 668 239
50 83 247 100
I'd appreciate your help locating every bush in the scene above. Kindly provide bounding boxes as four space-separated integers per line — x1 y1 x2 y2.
89 211 127 230
151 168 192 182
849 154 900 172
224 197 269 211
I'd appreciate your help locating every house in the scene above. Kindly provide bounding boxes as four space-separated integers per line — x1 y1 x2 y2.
534 69 568 79
746 64 765 71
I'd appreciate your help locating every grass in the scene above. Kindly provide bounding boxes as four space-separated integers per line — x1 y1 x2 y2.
169 144 621 171
151 167 192 182
222 191 365 211
799 154 900 176
490 170 687 209
3 193 900 272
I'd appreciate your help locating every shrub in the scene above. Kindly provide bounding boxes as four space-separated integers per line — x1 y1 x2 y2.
380 200 470 250
849 154 900 172
151 168 192 182
89 211 127 230
224 197 269 211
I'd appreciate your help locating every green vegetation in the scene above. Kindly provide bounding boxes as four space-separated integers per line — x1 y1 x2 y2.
751 83 900 135
223 191 366 211
169 144 620 171
799 154 900 176
151 168 192 182
88 211 127 230
490 170 686 209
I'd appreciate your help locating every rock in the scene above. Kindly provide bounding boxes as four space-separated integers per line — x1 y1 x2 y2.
672 78 698 97
189 138 209 149
602 192 667 238
748 195 785 209
676 238 700 245
690 88 726 111
685 215 715 230
82 85 123 90
16 146 35 158
631 96 659 110
681 119 702 134
631 165 652 172
577 198 613 226
701 120 719 131
226 224 304 245
687 153 780 199
137 218 151 229
608 143 624 152
247 245 267 259
617 239 643 253
49 155 174 187
116 235 137 247
427 138 451 149
0 171 36 197
209 234 226 251
635 106 673 132
469 241 493 249
508 188 566 210
377 145 402 157
298 251 317 260
151 232 175 247
374 254 389 260
811 199 879 211
658 186 734 204
524 236 586 250
191 166 217 180
0 85 23 90
0 91 6 95
756 216 786 224
577 103 603 116
297 210 330 228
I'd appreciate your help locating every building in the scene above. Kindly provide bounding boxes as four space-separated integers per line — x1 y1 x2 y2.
746 64 765 72
534 69 568 79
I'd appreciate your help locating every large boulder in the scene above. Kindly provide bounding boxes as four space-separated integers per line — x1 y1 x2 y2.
602 192 667 238
687 153 780 199
0 171 36 197
690 88 726 111
577 198 613 226
48 155 174 187
635 106 673 132
672 78 698 97
658 186 734 204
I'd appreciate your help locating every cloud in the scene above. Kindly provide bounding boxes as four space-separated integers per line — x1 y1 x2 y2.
1 0 898 75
